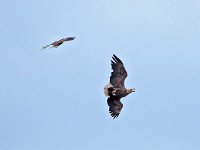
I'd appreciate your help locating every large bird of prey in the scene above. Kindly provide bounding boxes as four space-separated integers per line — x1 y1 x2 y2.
42 36 75 49
104 54 135 119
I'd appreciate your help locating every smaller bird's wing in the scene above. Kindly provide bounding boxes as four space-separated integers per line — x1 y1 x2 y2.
63 36 75 41
110 54 127 88
107 97 123 119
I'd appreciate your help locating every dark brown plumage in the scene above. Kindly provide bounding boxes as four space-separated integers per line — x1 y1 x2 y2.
104 54 135 119
42 36 75 49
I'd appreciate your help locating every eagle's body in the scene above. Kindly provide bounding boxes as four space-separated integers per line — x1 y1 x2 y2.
104 54 135 119
42 36 75 49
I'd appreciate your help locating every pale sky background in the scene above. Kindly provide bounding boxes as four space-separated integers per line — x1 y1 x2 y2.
0 0 200 150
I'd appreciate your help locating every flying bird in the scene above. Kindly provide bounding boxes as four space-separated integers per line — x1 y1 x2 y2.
42 36 75 49
104 54 136 119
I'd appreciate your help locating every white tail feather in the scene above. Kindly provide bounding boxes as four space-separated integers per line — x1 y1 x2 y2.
104 83 113 96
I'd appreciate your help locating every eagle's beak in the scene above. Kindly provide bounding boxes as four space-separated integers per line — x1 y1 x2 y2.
131 88 136 92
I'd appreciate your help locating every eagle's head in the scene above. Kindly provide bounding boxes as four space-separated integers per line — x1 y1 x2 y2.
127 88 136 94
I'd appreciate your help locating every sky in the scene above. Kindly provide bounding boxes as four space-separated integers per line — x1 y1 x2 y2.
0 0 200 150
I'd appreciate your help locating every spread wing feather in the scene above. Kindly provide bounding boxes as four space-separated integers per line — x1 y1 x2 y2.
107 97 123 119
110 54 127 88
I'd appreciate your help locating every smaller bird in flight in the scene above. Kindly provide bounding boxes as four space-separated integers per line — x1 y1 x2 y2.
42 36 75 49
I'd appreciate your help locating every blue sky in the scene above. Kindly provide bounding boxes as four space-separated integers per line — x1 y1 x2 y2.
0 0 200 150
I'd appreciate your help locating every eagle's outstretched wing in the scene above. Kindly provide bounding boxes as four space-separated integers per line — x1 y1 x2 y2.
110 54 127 88
107 97 123 119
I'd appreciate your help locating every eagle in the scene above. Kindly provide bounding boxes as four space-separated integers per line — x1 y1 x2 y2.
42 36 75 49
104 54 135 119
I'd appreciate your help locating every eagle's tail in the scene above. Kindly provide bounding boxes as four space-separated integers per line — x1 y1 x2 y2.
104 83 113 96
